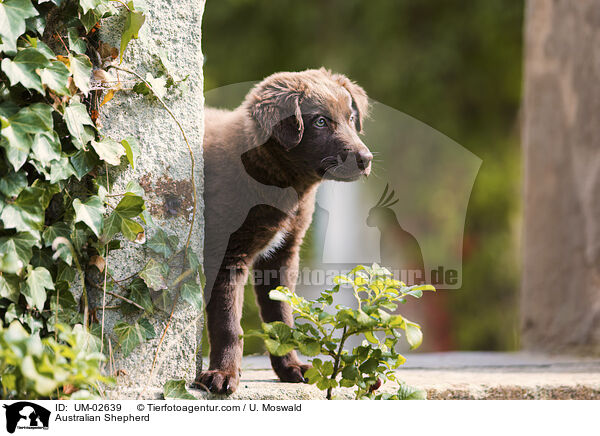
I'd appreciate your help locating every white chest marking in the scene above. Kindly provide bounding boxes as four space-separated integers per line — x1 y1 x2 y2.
258 230 288 259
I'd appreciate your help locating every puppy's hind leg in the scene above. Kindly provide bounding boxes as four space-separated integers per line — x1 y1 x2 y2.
253 241 311 383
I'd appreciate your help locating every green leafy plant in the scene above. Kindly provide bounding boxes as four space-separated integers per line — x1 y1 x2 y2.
163 379 196 400
246 264 435 400
0 319 110 399
0 0 203 399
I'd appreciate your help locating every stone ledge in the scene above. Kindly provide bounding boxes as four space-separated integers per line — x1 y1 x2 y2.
111 352 600 400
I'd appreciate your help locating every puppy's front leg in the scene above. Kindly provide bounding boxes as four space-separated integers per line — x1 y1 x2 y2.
253 242 311 383
195 264 247 394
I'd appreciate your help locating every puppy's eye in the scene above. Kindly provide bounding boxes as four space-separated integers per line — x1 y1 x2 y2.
349 114 356 123
313 116 327 128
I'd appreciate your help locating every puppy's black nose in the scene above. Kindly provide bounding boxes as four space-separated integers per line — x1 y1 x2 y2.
356 151 373 170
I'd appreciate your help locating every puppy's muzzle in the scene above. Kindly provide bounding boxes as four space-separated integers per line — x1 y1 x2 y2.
356 150 373 175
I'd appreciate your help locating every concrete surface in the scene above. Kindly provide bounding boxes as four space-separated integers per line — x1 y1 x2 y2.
95 0 206 396
193 353 600 400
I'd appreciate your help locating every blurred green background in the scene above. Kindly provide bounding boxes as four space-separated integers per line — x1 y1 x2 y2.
202 0 524 354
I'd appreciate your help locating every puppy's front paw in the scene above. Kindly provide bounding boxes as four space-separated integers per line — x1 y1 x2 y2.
193 369 240 394
272 356 312 383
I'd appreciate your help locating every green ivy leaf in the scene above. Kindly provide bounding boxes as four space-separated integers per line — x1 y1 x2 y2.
0 241 21 274
79 0 102 14
21 266 54 310
0 123 30 171
146 228 174 258
139 258 167 290
163 379 196 400
121 136 140 168
127 277 153 313
49 156 76 183
73 196 105 237
145 73 167 99
0 0 39 52
42 222 71 247
63 99 95 149
120 217 144 242
25 38 54 59
30 246 55 269
25 14 45 36
67 27 87 54
102 193 145 242
0 233 38 274
1 103 53 170
125 180 144 196
56 261 76 285
0 186 46 234
79 8 100 33
119 2 145 62
31 132 61 167
68 53 92 95
70 149 99 179
39 60 71 96
1 48 50 94
0 171 27 197
187 249 200 272
115 193 144 218
137 317 155 339
152 289 172 312
101 212 121 241
132 73 167 99
114 319 153 357
180 281 203 310
0 274 20 303
70 226 91 252
91 137 125 166
132 81 150 96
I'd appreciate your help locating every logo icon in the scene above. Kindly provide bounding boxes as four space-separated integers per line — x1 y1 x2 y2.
366 184 424 285
2 402 50 434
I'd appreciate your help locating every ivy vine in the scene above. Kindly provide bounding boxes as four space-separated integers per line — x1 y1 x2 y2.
0 0 203 399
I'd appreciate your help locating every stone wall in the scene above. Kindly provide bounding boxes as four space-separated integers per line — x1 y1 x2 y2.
522 0 600 354
96 0 206 396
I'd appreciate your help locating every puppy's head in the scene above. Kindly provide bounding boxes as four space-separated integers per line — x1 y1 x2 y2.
244 68 372 181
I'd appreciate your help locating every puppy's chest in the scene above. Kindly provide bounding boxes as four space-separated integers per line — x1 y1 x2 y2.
257 229 289 259
245 205 297 256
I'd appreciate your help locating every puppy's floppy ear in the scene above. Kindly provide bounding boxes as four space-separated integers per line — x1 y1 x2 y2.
331 73 369 132
249 83 304 150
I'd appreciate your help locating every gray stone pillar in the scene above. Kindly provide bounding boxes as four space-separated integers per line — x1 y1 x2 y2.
522 0 600 354
96 1 205 397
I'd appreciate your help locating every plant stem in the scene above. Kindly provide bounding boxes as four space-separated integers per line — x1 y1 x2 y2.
105 291 145 310
327 326 347 400
101 163 109 354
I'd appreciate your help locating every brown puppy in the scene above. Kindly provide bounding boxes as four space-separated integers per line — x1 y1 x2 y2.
197 68 372 394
